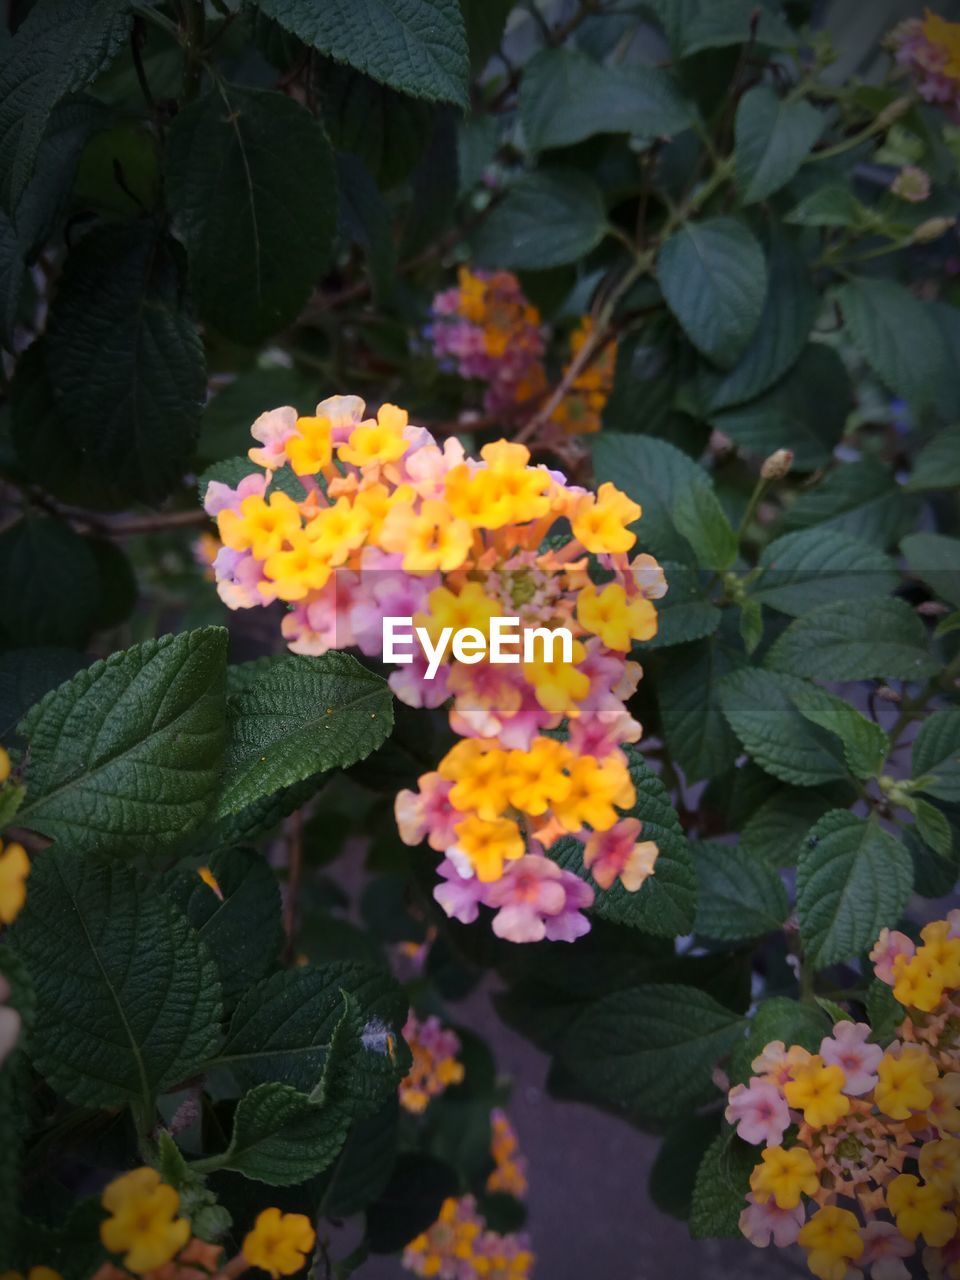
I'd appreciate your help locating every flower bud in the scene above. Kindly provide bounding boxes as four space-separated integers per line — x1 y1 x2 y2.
761 449 794 481
913 216 955 244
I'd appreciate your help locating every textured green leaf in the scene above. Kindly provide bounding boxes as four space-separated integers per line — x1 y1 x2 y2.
752 527 899 617
549 748 696 937
519 48 692 151
672 0 795 56
711 344 850 471
866 980 904 1046
0 517 101 649
703 232 817 412
671 478 737 570
256 0 468 106
901 533 960 610
797 811 913 969
473 169 606 270
729 997 829 1084
838 278 948 410
560 985 746 1122
167 86 336 345
689 1130 756 1239
766 598 938 682
0 0 129 211
320 61 430 188
719 668 848 786
907 425 960 493
789 686 890 780
913 709 960 803
18 629 227 856
658 217 766 368
166 848 283 1007
735 86 825 203
10 847 223 1108
213 1082 348 1185
786 183 866 228
211 962 408 1095
741 784 853 868
640 564 721 650
657 630 745 783
649 1113 722 1221
693 842 788 941
591 432 707 563
314 1098 399 1217
779 459 919 549
915 799 953 859
218 653 393 818
45 224 206 504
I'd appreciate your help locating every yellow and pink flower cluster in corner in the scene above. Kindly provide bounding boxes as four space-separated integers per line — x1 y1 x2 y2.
891 10 960 112
729 914 960 1280
428 267 616 434
206 396 666 944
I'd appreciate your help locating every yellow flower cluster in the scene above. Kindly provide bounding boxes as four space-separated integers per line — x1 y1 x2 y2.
0 835 28 926
486 1108 529 1199
549 317 617 436
399 1012 466 1113
730 915 960 1280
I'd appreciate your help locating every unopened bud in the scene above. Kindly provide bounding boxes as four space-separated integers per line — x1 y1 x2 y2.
876 685 902 703
761 448 794 481
917 600 950 616
913 216 955 244
876 96 914 130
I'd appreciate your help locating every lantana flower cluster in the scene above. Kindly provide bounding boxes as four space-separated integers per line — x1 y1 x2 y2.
205 396 665 944
891 10 960 112
94 1167 315 1280
403 1113 532 1279
428 269 616 434
729 915 960 1280
399 1012 466 1113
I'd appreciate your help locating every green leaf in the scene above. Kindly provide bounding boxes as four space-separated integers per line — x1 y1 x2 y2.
671 477 737 570
519 48 692 151
656 628 745 783
741 784 853 868
913 709 960 803
198 456 306 505
10 846 223 1108
320 61 430 189
649 1113 722 1221
689 1130 756 1239
167 86 336 346
166 848 283 1007
472 169 607 270
591 432 709 563
692 842 788 941
837 278 948 410
461 0 512 70
0 0 129 211
672 0 795 57
549 749 696 936
657 217 766 368
797 811 913 969
907 425 960 493
218 653 393 818
734 85 825 204
751 527 899 617
211 962 408 1094
314 1098 399 1217
915 798 953 859
256 0 468 107
212 1082 348 1185
901 532 960 610
640 564 721 650
559 985 746 1123
786 183 867 228
703 232 817 412
766 598 938 682
729 997 829 1084
45 224 206 504
366 1153 459 1253
719 668 848 787
789 686 890 780
0 517 101 648
198 365 317 467
18 629 227 856
866 980 904 1046
779 459 919 550
0 648 86 743
738 597 763 655
710 343 851 471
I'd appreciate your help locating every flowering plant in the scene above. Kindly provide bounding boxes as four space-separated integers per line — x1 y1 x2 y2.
0 0 959 1277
